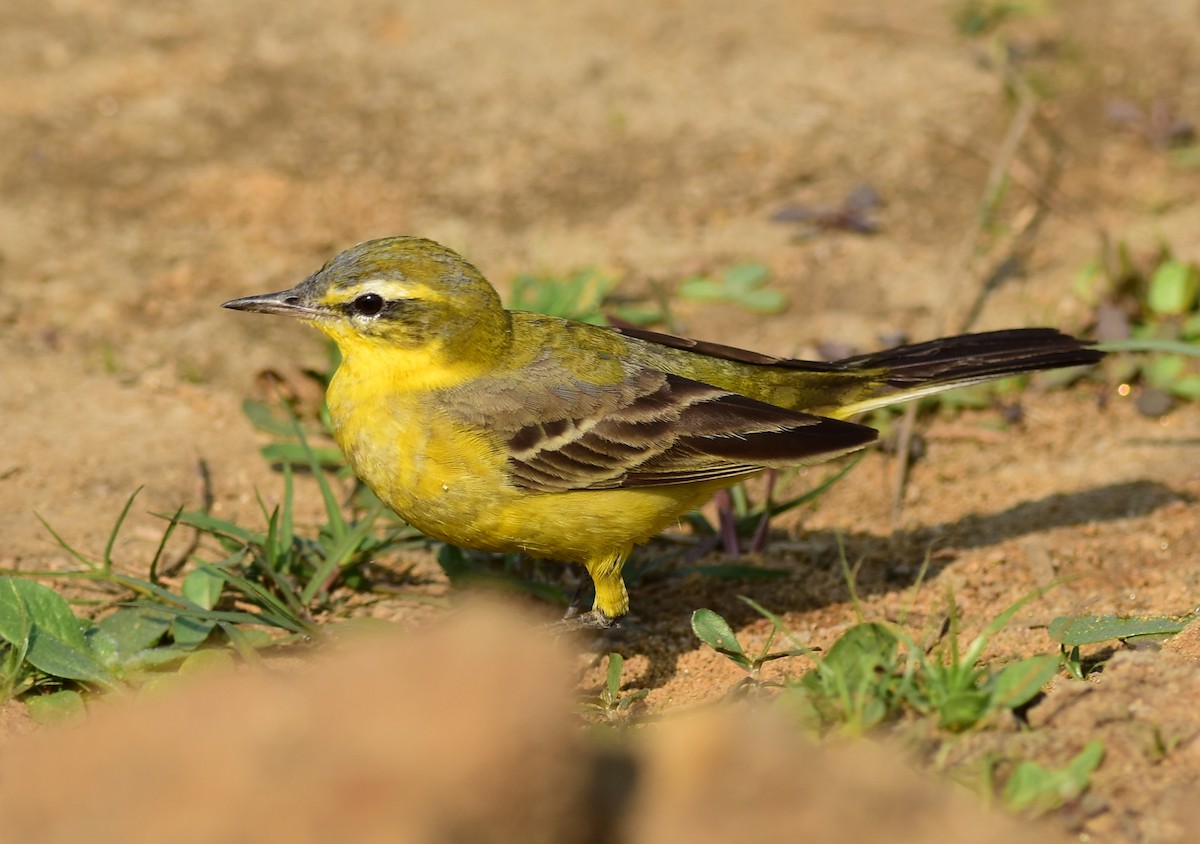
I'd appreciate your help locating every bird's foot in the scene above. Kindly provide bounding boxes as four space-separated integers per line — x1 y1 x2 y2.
544 609 620 635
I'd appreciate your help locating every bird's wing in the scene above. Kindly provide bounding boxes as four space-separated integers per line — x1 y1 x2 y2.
441 364 876 492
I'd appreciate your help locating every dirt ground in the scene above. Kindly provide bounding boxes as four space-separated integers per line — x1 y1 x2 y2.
2 0 1199 841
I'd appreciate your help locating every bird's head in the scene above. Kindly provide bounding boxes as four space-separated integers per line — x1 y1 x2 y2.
223 237 512 372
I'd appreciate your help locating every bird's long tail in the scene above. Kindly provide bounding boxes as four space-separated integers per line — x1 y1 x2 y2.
828 328 1103 417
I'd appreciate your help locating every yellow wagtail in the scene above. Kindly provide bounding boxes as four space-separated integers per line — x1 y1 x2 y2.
224 237 1102 628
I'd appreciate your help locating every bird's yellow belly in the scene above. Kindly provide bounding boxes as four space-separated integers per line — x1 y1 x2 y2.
327 383 724 565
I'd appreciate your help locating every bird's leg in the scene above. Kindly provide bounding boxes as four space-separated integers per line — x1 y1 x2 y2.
543 550 629 634
749 469 777 553
584 547 630 620
563 566 596 620
713 488 740 556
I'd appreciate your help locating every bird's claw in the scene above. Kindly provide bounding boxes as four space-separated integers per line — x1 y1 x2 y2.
544 609 619 635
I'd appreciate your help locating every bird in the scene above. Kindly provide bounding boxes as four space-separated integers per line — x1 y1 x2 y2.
223 236 1103 629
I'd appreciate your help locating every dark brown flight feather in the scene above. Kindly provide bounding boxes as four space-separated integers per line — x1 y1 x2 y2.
495 373 875 492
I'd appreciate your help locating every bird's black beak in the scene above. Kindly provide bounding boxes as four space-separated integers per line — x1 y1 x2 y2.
222 288 323 319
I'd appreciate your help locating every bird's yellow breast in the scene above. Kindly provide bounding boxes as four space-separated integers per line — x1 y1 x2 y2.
327 349 505 542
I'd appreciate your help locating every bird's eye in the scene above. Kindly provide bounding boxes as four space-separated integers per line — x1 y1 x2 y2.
351 293 385 317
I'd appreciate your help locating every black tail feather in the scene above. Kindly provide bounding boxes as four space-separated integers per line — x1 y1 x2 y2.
835 328 1104 387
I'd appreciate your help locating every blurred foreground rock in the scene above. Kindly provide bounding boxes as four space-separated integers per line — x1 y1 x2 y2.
0 604 1068 844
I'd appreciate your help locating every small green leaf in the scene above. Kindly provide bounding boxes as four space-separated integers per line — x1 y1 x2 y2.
795 622 901 732
736 288 788 314
609 306 664 326
723 262 770 289
0 578 33 657
1003 740 1104 816
123 644 196 670
605 653 624 699
240 399 296 437
26 689 87 725
937 688 991 731
1169 375 1200 400
507 269 615 324
678 278 725 301
1171 145 1200 170
1181 312 1200 341
85 626 120 669
171 616 217 650
678 264 786 313
1048 614 1193 646
5 579 89 651
1146 260 1199 316
1144 354 1185 389
819 622 898 676
178 648 237 677
0 580 116 688
96 608 173 657
25 627 118 688
988 653 1061 710
1072 261 1103 305
691 609 748 665
182 567 225 610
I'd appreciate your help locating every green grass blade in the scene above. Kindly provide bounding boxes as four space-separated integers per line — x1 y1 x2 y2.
199 564 315 635
293 421 347 540
1095 338 1200 356
244 550 308 618
33 514 99 570
738 596 811 657
259 443 347 467
299 498 387 606
102 487 143 574
148 506 184 583
963 582 1056 667
172 511 259 545
768 453 865 520
125 598 303 634
280 462 295 560
218 622 267 665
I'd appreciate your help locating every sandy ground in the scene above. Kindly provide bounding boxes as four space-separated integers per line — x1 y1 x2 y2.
2 0 1199 841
